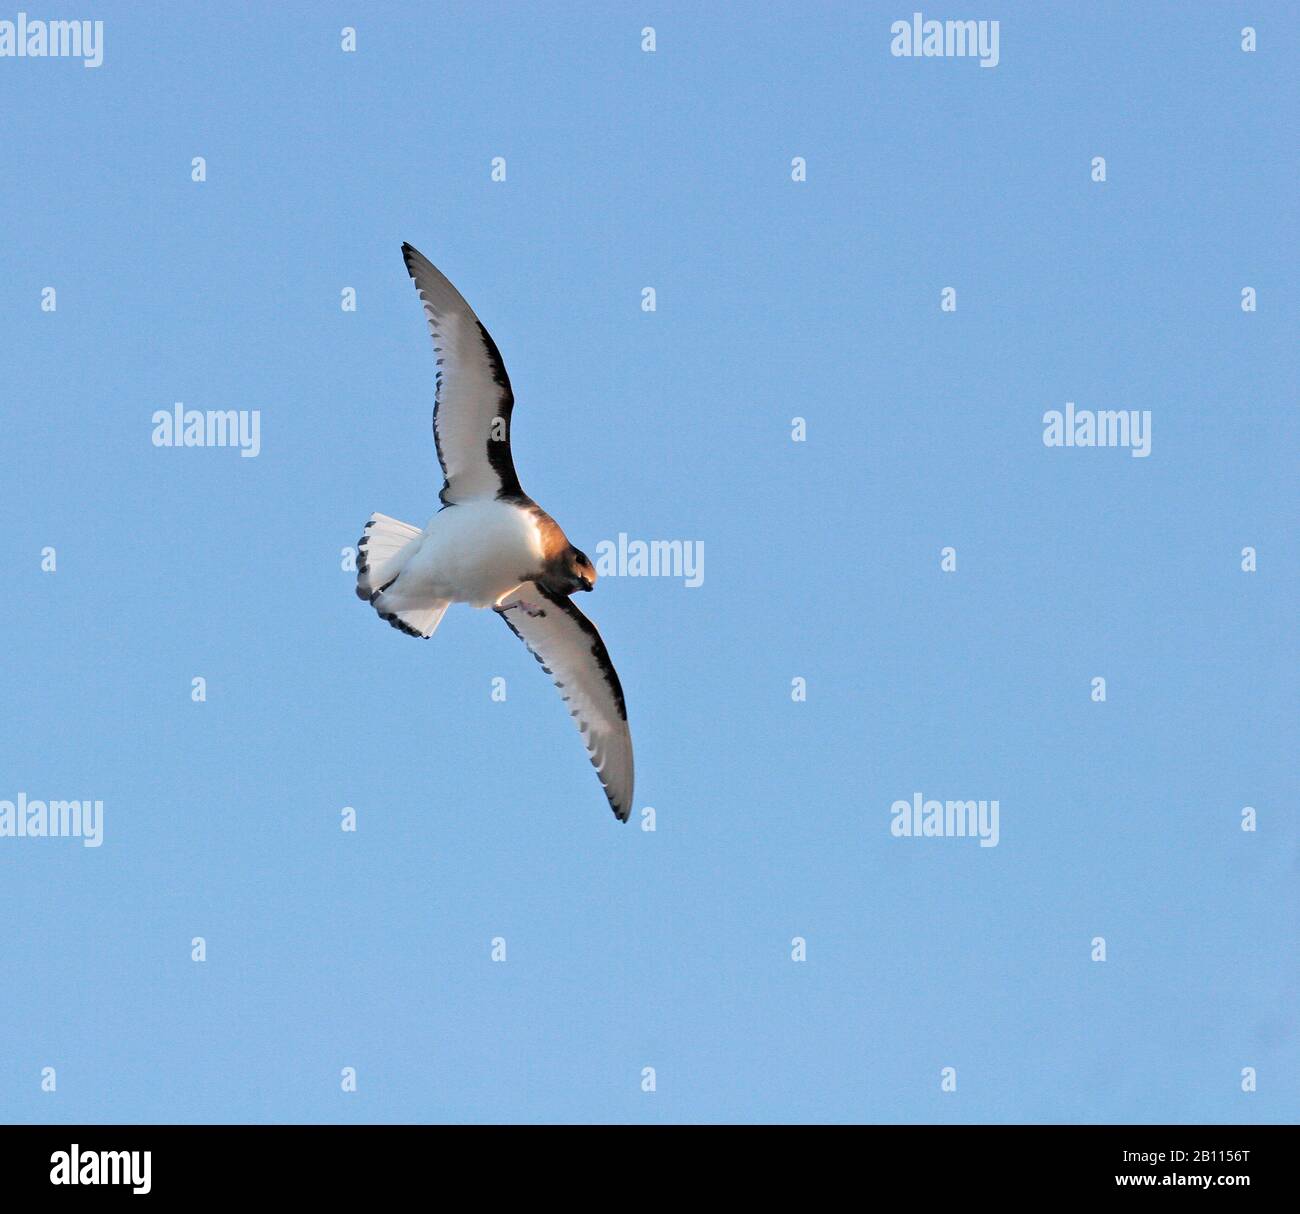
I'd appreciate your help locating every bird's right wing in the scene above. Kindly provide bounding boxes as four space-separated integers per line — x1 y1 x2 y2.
496 584 635 822
402 242 524 504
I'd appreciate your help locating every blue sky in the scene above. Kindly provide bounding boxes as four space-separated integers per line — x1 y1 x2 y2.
0 2 1295 1124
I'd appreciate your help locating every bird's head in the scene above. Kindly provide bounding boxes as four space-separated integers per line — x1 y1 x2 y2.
564 546 597 593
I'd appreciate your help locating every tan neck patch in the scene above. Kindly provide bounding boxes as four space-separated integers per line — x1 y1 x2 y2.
529 505 569 561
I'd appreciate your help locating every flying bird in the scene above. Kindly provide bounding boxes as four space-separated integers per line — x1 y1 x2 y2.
355 243 634 821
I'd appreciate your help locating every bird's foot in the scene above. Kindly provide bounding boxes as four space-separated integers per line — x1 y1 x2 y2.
500 596 545 618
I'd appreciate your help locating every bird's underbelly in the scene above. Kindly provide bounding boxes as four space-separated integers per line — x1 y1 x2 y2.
399 500 544 608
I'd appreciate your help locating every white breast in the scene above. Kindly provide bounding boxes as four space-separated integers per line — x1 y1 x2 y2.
405 500 544 608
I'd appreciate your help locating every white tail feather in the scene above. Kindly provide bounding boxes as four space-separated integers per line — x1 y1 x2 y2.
369 593 451 639
356 512 422 600
356 513 450 639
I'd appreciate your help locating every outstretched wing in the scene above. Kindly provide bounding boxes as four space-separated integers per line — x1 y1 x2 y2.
402 242 523 504
497 584 635 822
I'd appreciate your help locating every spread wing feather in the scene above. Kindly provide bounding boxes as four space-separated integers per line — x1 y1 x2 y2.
497 584 634 822
402 243 523 504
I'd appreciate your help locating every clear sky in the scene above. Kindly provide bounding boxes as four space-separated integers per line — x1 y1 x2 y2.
0 2 1295 1124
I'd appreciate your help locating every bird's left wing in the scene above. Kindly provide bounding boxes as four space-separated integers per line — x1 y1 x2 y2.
496 584 635 822
402 242 523 505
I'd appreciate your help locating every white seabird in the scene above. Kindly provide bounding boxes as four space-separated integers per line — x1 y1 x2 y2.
355 243 635 822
